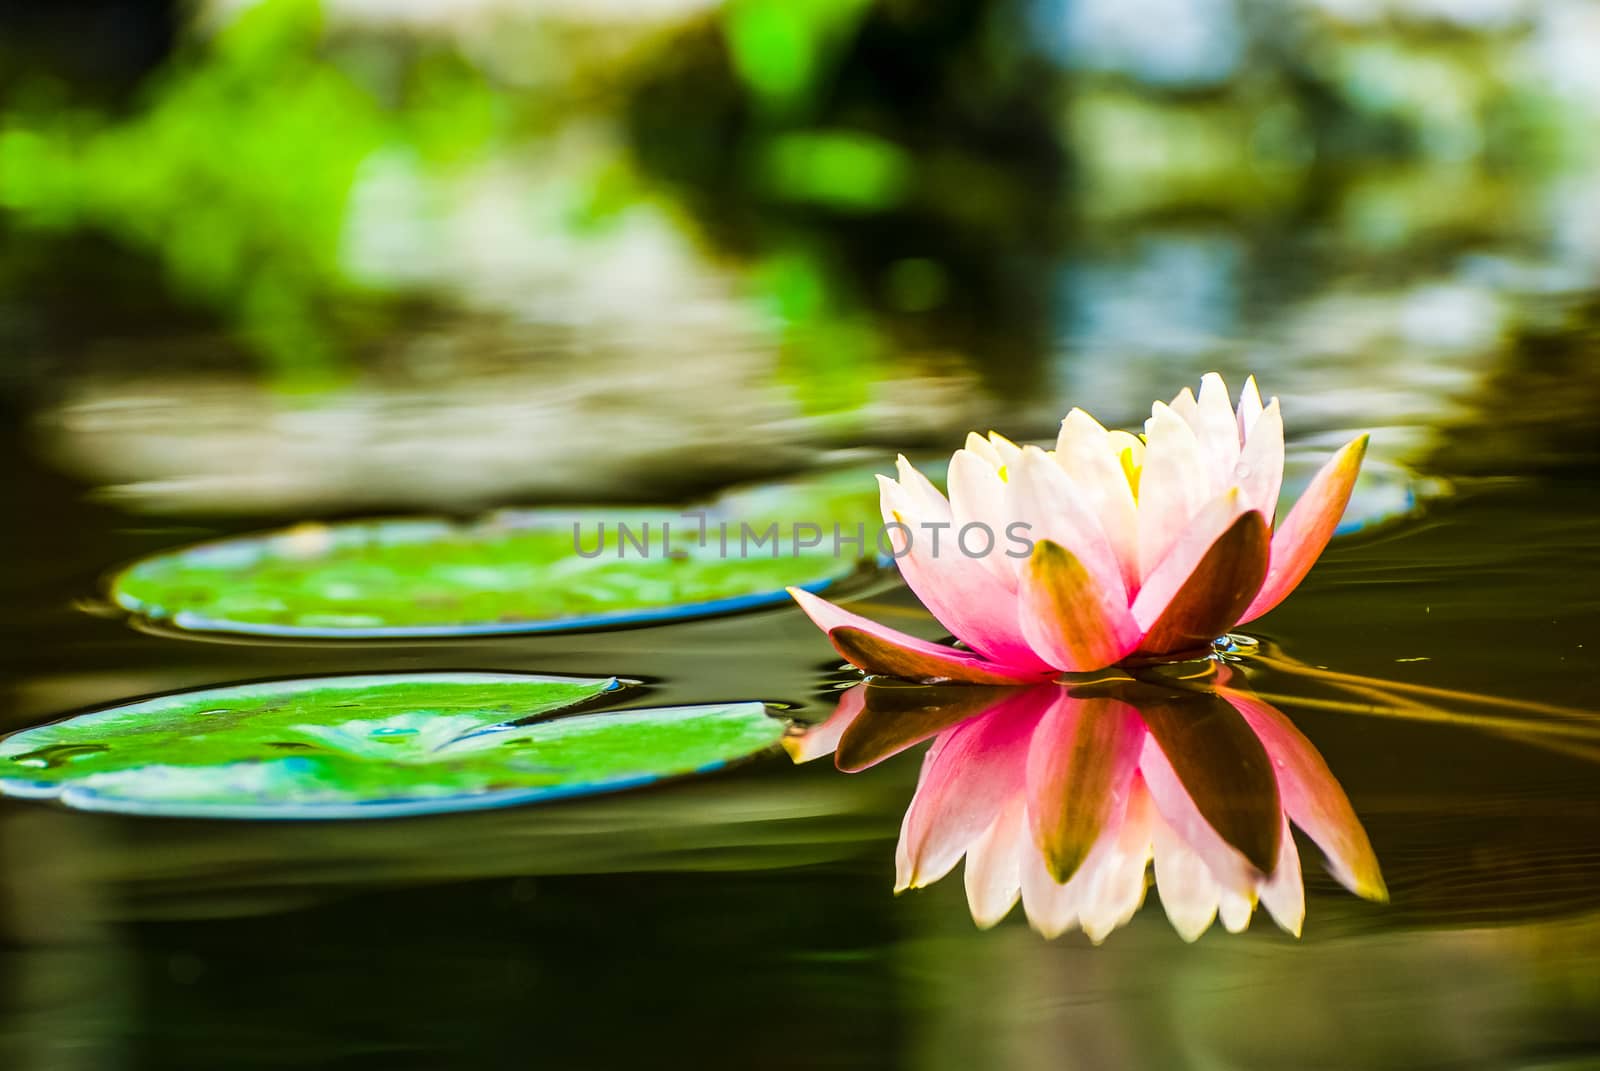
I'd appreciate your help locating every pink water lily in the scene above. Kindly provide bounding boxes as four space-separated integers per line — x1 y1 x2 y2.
789 373 1367 682
790 671 1386 942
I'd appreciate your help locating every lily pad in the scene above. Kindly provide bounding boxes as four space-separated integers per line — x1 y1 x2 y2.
109 467 888 639
0 673 787 819
106 452 1426 640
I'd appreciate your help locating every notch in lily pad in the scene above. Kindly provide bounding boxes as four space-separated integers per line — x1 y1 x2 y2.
0 673 789 819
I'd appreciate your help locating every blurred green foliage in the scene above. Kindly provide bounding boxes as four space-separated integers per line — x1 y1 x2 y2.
723 0 874 117
0 0 507 387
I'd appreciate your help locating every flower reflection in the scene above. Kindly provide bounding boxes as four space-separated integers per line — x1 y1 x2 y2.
789 373 1367 682
790 667 1385 941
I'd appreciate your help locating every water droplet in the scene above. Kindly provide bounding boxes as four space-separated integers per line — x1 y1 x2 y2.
1233 461 1252 481
370 727 418 738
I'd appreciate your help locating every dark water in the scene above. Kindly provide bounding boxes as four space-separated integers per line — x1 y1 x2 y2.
4 336 1600 1069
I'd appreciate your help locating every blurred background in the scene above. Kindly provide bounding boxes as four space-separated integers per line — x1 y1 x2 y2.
4 0 1599 520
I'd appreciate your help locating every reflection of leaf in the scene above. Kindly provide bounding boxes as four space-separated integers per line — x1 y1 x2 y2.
0 674 786 819
834 680 1015 773
1136 691 1282 875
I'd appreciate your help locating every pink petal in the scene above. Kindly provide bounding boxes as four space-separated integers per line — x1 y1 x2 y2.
1132 507 1270 656
986 431 1023 466
1130 484 1270 649
1025 694 1145 882
1237 435 1369 624
1223 682 1387 901
896 690 1049 891
880 469 1054 671
787 587 1049 685
1017 540 1143 672
1136 402 1210 582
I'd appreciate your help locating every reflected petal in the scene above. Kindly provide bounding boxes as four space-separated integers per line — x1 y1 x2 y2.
836 681 1026 773
1259 816 1307 937
1152 813 1221 942
1025 694 1145 883
965 795 1027 929
1137 691 1282 875
896 690 1050 891
1223 680 1388 902
784 683 867 764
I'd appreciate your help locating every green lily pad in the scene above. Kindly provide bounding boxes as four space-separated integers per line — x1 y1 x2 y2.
108 467 889 639
0 674 787 819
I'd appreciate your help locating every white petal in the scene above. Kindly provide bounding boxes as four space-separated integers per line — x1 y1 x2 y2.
1019 831 1083 939
964 431 1002 468
948 447 1017 589
1152 814 1219 942
1259 818 1306 937
1078 778 1156 943
1055 409 1140 592
1235 398 1285 523
987 432 1023 467
965 796 1026 929
1193 372 1243 492
1136 403 1209 583
1218 889 1254 933
1006 447 1127 599
1237 375 1265 441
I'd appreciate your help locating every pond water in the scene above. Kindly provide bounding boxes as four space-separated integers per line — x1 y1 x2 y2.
4 2 1600 1064
4 299 1600 1068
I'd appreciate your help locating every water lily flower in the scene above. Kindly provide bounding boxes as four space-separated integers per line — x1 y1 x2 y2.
789 374 1367 682
791 671 1386 942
